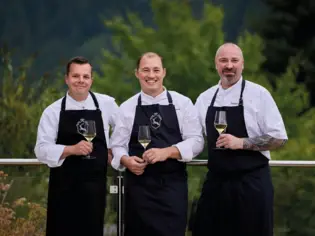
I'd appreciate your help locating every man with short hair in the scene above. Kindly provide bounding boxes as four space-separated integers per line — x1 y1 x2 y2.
34 56 118 236
192 43 288 236
110 52 204 236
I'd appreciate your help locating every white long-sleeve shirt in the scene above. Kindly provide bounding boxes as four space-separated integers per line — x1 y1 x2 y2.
195 77 288 159
110 89 205 171
34 92 119 168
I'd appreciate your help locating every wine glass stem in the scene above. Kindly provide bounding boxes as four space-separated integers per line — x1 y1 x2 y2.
87 141 92 157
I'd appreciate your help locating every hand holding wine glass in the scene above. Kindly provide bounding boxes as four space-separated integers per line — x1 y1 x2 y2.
213 110 227 149
81 120 96 159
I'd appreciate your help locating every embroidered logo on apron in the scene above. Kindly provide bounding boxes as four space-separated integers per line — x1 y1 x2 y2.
76 118 88 135
150 112 162 129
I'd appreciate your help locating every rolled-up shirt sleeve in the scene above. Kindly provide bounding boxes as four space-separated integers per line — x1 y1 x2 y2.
258 89 288 139
110 107 133 171
174 98 205 162
34 108 66 168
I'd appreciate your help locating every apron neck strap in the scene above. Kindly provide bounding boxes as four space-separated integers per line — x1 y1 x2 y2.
210 88 219 107
239 79 246 106
210 79 246 107
61 91 99 111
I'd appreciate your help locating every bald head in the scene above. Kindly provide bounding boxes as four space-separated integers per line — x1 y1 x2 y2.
215 43 243 60
215 43 244 89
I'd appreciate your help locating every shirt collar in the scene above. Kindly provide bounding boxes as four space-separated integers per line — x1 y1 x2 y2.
66 91 90 104
140 86 167 102
218 76 243 92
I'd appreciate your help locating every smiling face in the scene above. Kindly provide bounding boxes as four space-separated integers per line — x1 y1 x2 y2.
135 53 166 97
65 62 93 101
215 43 244 88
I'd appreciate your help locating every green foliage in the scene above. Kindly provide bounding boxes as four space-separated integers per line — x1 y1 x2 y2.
1 0 315 234
0 48 63 234
93 0 225 103
268 62 315 235
93 0 315 234
0 47 63 158
0 170 46 236
256 0 315 105
0 0 264 78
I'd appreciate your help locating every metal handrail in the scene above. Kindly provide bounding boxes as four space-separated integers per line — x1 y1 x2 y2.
1 158 315 236
188 160 315 167
1 158 315 167
0 159 42 165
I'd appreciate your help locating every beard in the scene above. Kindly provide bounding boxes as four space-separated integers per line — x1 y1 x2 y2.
220 71 240 88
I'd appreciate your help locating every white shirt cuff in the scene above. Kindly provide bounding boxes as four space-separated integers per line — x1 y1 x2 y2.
41 144 66 168
111 160 126 172
111 148 128 171
173 143 193 162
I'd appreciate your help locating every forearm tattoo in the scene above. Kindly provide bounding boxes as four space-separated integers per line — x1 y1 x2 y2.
243 135 287 151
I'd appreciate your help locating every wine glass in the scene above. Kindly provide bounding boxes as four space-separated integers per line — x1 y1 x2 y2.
138 125 151 150
213 110 227 150
81 120 96 159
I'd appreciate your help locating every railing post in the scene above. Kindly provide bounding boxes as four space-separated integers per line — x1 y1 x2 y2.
117 171 124 236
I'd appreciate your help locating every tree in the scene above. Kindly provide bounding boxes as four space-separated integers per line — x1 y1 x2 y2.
94 0 315 234
0 47 65 234
255 0 315 106
0 46 63 159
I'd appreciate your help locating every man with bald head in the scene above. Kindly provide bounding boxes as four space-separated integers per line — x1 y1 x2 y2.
192 43 288 236
110 52 204 236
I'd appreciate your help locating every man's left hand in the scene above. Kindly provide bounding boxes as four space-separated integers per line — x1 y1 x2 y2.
216 134 243 150
142 148 169 164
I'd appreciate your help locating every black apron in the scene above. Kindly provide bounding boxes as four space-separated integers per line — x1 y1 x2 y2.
46 91 108 236
124 92 188 236
192 80 273 236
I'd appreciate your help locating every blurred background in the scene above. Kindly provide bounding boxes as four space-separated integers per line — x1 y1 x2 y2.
1 0 315 235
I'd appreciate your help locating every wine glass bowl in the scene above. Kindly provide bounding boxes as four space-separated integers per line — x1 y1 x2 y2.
138 125 151 150
213 110 227 150
81 120 96 159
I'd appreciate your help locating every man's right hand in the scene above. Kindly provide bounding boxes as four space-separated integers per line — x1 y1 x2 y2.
72 140 93 155
60 141 93 160
121 156 147 175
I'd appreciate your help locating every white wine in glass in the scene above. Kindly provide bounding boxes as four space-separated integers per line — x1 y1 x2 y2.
138 126 151 149
82 120 96 159
215 124 227 135
83 133 96 142
213 110 227 149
